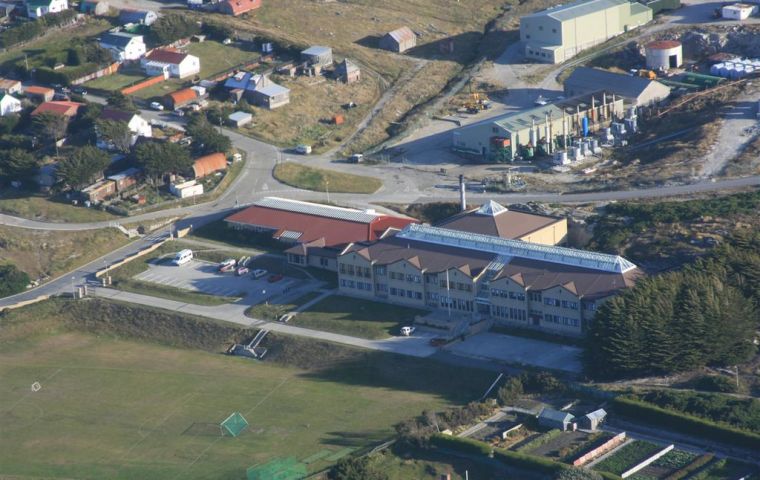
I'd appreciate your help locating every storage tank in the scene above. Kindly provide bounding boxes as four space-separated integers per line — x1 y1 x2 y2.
710 63 724 76
645 40 683 70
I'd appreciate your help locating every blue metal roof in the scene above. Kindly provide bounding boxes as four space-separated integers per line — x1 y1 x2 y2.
224 72 253 90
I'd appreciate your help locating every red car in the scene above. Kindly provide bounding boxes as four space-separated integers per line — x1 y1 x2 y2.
267 274 284 283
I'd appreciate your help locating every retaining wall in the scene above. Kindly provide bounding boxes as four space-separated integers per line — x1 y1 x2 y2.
573 432 627 466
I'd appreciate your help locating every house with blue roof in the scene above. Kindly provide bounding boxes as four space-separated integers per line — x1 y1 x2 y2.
118 8 157 25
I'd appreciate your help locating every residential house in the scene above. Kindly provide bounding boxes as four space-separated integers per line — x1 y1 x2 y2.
225 197 417 271
538 409 576 431
80 0 109 15
564 67 671 106
0 78 22 95
520 0 652 64
81 180 116 203
192 152 227 178
301 46 333 67
118 8 157 25
164 88 198 110
336 59 360 84
99 32 147 62
98 108 152 147
142 49 200 78
26 0 68 18
580 409 607 431
218 0 260 16
0 94 21 116
23 85 54 102
223 72 290 109
107 167 140 192
379 27 416 53
31 100 83 117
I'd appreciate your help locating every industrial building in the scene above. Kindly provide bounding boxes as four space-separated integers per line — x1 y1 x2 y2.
564 67 671 106
335 222 641 336
379 27 417 53
452 92 625 161
721 3 757 19
520 0 652 64
644 40 683 70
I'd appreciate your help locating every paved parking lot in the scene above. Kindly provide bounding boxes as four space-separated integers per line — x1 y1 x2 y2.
135 260 310 304
444 332 583 373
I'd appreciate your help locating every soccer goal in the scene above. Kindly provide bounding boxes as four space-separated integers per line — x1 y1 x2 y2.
220 412 249 437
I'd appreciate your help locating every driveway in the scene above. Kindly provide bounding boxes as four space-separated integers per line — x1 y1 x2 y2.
443 332 583 373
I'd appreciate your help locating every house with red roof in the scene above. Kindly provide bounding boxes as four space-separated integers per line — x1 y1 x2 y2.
224 197 417 271
31 101 83 117
141 49 200 78
218 0 261 16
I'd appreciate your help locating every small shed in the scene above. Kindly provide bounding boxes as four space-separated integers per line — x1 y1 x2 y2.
228 111 252 127
24 85 55 102
107 167 141 192
580 409 607 431
170 179 204 198
336 59 360 84
249 83 290 110
379 27 416 53
537 408 576 432
301 46 333 67
192 152 227 178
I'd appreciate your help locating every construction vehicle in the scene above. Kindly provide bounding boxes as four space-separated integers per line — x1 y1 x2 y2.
637 69 657 80
463 92 492 113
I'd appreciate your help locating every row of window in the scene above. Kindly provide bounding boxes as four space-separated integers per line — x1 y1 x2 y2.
545 314 580 327
339 264 371 278
389 272 422 283
439 280 473 292
544 297 578 310
440 297 474 312
339 279 372 291
389 287 423 300
492 306 528 321
490 289 526 301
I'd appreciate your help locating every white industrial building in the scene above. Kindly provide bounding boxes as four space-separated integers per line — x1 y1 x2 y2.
721 3 757 19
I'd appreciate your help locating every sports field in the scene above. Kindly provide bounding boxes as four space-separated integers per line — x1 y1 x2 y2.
0 300 492 480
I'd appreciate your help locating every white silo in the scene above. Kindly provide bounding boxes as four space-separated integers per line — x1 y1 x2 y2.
645 40 683 70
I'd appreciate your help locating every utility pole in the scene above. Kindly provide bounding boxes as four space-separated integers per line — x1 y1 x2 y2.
325 180 330 204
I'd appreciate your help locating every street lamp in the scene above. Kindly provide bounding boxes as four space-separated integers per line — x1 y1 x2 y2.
325 180 330 204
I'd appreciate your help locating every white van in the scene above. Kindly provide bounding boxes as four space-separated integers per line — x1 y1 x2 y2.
172 249 193 266
296 144 312 155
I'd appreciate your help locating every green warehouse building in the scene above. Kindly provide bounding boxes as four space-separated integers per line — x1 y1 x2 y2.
520 0 652 64
451 92 625 162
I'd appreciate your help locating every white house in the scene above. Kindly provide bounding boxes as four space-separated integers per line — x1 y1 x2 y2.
141 49 200 79
26 0 68 18
99 32 146 62
97 109 152 148
0 94 21 116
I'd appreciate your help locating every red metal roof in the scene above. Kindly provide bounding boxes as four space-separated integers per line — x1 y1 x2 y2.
646 40 681 50
145 48 189 65
192 153 227 178
220 0 261 15
24 85 54 96
225 201 417 247
31 101 83 117
166 88 198 106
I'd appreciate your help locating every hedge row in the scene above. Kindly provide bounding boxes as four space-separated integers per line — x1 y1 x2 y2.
612 397 760 450
664 453 714 480
429 434 492 456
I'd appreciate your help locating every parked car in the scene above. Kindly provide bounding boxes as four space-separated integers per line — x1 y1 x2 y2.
348 153 363 164
295 144 312 155
252 268 268 279
222 38 233 45
236 266 249 276
173 109 185 117
150 101 164 111
429 338 447 347
171 249 193 266
219 264 235 273
72 86 87 95
53 93 70 101
400 326 415 336
267 274 284 283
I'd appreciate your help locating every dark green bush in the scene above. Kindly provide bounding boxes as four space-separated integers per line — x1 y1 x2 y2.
429 434 492 456
0 264 30 297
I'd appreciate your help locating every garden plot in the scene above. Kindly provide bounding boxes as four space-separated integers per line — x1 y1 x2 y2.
628 449 698 480
525 430 594 460
594 440 663 476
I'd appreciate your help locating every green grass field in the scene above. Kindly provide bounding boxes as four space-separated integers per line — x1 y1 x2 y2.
0 300 493 480
291 295 425 339
273 162 383 194
0 191 118 223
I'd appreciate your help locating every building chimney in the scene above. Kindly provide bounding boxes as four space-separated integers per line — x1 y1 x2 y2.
459 174 466 212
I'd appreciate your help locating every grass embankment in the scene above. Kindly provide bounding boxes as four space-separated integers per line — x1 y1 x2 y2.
273 162 382 194
0 191 118 223
0 225 128 281
291 295 425 339
0 298 493 480
246 292 320 320
107 241 240 306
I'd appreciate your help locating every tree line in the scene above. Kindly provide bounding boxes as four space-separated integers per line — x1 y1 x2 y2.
585 230 760 380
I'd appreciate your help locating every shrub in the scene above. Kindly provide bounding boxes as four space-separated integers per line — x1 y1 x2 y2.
429 434 492 456
612 396 760 451
521 371 565 394
555 468 604 480
493 449 568 476
0 264 30 297
691 375 739 393
497 376 524 406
